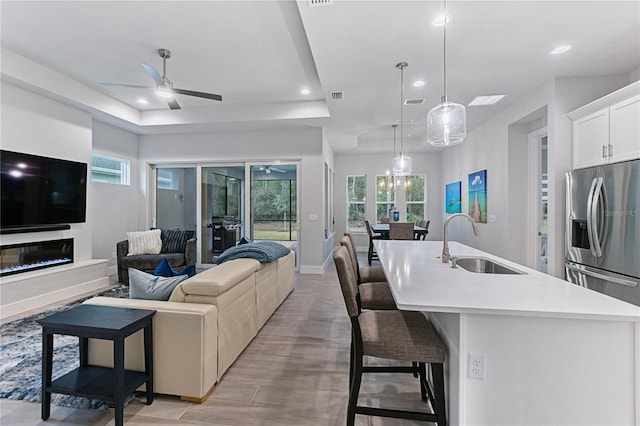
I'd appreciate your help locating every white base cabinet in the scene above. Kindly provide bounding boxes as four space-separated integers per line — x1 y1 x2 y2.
569 81 640 170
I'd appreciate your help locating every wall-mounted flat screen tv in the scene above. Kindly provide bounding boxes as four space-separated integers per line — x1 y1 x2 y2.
1 150 87 229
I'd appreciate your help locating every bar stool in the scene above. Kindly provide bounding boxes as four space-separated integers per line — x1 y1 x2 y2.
333 247 448 426
340 235 396 311
343 231 386 283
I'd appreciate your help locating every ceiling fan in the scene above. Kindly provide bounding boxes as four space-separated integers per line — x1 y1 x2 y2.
100 48 222 110
260 166 287 174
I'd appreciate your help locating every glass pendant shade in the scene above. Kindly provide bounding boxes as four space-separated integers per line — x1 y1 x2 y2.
427 99 467 147
393 153 412 176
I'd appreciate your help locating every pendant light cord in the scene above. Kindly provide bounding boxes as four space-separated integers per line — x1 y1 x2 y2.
399 63 405 154
443 0 448 102
393 124 397 158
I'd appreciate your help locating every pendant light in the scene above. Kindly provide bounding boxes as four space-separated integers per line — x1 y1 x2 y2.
427 0 467 147
393 62 412 176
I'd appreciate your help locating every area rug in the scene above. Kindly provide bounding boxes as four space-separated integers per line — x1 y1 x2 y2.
0 286 129 410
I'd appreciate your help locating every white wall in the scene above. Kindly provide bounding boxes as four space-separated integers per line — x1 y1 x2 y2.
0 82 110 317
440 74 634 277
0 82 93 261
137 127 328 272
334 152 442 251
91 120 141 274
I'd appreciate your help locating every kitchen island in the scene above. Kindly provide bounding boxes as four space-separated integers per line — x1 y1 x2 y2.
375 240 640 426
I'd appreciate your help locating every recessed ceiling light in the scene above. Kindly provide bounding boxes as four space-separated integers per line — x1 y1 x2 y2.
468 94 507 106
413 80 425 87
551 45 572 55
433 14 450 26
300 88 311 95
137 98 149 105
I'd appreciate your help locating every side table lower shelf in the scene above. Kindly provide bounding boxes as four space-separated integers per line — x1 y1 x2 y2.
48 366 148 402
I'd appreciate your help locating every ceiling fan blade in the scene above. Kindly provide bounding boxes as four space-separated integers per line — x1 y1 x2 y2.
99 82 154 89
142 63 164 86
167 98 181 110
173 88 222 102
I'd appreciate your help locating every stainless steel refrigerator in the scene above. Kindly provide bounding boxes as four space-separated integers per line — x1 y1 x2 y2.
565 159 640 306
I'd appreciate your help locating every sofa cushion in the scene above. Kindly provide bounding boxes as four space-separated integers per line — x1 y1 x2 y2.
161 229 195 253
170 258 260 299
127 229 162 255
154 258 196 278
129 268 189 300
120 253 186 272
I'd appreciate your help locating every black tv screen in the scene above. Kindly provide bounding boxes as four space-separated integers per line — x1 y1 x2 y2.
1 150 87 229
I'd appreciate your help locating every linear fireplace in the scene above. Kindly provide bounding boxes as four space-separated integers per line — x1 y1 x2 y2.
0 238 74 277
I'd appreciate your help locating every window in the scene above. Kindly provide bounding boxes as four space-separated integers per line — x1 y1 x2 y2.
376 175 396 222
346 175 366 231
405 174 426 223
91 153 130 185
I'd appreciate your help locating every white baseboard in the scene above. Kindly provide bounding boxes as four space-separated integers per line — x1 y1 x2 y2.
300 252 334 274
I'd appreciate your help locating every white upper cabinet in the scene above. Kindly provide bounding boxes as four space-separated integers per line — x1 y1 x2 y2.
609 95 640 164
568 81 640 170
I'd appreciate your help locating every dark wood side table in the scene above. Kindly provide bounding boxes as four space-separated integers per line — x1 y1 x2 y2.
38 304 156 426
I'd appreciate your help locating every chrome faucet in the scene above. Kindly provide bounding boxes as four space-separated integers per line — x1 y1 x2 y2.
442 213 479 263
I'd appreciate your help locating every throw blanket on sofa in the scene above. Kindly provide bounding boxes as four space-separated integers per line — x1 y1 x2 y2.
215 241 291 264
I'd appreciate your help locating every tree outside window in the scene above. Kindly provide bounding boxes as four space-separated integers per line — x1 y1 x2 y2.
347 175 366 231
405 174 425 223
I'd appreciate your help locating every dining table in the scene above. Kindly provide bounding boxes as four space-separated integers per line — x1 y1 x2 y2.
370 223 427 239
373 239 640 426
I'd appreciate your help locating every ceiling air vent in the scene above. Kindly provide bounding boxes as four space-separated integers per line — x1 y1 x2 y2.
308 0 333 6
331 91 344 101
404 98 425 105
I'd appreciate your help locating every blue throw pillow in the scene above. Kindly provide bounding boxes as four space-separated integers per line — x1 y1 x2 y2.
154 259 196 278
129 268 188 301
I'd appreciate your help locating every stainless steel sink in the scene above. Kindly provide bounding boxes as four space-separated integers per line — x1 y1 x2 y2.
454 257 525 275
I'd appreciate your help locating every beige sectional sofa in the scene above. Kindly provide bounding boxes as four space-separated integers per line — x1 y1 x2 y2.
83 250 295 402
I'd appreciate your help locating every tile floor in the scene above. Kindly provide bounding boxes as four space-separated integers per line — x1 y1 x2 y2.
0 262 436 425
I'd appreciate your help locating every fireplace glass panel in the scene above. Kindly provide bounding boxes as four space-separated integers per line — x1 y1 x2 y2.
0 238 73 276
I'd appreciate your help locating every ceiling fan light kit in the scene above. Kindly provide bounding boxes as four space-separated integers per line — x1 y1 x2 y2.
427 0 467 147
393 61 412 177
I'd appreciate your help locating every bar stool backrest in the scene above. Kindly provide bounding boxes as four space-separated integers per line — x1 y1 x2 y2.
333 246 360 318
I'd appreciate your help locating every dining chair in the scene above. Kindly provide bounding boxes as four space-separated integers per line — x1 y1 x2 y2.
364 220 383 265
333 246 448 426
340 235 396 310
380 216 390 224
420 220 430 240
389 222 416 240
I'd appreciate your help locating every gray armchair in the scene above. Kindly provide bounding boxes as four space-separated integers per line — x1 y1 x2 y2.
117 229 196 285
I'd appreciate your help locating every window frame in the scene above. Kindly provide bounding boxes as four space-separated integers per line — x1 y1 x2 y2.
405 174 426 223
91 153 130 185
346 175 366 231
375 174 396 222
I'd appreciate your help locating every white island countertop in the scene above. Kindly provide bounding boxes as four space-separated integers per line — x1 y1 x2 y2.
374 240 640 322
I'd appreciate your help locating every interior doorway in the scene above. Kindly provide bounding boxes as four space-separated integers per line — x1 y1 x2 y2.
528 128 549 273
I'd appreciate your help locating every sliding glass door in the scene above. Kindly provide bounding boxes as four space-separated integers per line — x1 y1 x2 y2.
249 164 297 242
201 166 244 264
155 167 197 231
152 161 299 268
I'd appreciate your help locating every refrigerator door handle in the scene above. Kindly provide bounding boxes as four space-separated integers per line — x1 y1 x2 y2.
590 177 604 257
586 177 599 257
566 264 638 288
